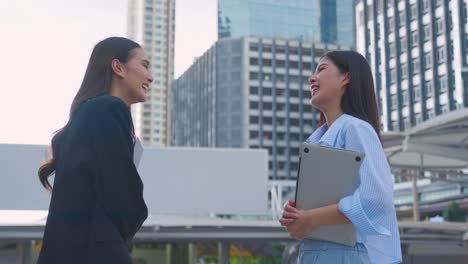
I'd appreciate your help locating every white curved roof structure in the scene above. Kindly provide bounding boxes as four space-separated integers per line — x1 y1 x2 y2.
383 108 468 169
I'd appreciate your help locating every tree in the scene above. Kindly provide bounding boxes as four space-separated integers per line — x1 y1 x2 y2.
442 202 466 222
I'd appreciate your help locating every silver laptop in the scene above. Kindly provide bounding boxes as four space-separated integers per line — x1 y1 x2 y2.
133 137 144 168
294 143 364 246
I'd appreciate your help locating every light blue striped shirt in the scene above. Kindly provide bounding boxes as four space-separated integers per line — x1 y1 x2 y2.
306 114 402 264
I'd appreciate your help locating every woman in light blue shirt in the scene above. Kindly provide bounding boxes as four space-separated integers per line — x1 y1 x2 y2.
280 51 402 263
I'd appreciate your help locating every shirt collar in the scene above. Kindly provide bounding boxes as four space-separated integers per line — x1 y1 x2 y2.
307 114 350 146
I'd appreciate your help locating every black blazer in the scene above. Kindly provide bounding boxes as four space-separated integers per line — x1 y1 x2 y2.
37 95 148 264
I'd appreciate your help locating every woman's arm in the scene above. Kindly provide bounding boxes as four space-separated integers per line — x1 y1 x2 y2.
280 200 351 240
91 98 148 241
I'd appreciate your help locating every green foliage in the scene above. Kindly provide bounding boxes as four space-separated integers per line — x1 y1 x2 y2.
442 202 466 222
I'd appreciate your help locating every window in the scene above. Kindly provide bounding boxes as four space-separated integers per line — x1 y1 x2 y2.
249 131 259 138
410 5 417 20
302 62 312 69
289 61 299 69
249 101 259 109
249 116 259 124
412 59 420 74
358 10 365 26
290 104 299 112
389 43 396 58
437 48 445 63
414 85 421 102
391 94 398 110
403 118 410 130
400 38 407 52
415 114 423 124
262 59 272 67
439 76 448 92
289 47 299 55
262 87 272 96
289 75 300 83
250 86 259 94
276 74 285 82
441 104 449 113
423 25 431 41
392 121 399 131
284 119 297 128
422 0 430 13
399 11 406 26
263 73 271 81
428 109 436 119
249 72 258 80
249 43 259 52
249 58 258 66
435 0 443 7
411 31 419 46
276 46 286 54
424 53 432 69
388 17 394 33
426 81 433 97
436 19 444 35
262 45 272 53
301 47 312 56
390 69 397 83
401 64 408 79
402 90 409 105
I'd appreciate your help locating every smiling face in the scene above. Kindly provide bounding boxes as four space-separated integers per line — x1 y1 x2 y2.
309 56 349 112
119 47 154 104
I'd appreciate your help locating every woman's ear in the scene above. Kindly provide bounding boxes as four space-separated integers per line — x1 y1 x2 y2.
342 72 350 89
111 59 126 78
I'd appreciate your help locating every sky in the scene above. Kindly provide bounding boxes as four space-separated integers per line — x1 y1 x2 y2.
0 0 216 145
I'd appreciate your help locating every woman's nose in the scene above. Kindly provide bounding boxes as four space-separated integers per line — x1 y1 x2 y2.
308 75 316 84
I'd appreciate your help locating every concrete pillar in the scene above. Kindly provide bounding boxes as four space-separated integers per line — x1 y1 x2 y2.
166 244 172 264
188 243 196 264
412 171 420 221
16 241 31 264
218 242 229 264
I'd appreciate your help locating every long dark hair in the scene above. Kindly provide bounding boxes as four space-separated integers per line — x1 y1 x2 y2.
317 51 381 140
38 37 141 191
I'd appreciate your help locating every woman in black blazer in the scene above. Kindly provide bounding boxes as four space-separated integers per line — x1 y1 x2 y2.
37 37 153 264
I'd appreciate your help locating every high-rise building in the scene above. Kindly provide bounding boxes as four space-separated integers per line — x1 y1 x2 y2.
355 0 468 131
127 0 176 146
171 36 351 180
217 0 356 46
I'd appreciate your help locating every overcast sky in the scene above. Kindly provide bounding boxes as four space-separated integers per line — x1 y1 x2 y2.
0 0 216 144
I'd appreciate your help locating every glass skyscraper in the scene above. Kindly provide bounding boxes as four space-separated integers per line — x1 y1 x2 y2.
218 0 355 47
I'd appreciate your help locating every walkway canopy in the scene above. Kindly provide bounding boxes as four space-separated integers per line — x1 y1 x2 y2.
382 108 468 169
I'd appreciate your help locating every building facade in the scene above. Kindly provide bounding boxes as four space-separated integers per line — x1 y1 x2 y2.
127 0 176 146
218 0 356 47
171 36 351 180
355 0 468 131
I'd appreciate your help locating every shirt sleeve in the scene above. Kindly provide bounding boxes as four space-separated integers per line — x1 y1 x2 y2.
338 121 394 237
91 100 148 242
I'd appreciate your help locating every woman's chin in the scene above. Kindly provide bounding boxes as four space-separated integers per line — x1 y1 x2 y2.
138 93 147 103
310 97 322 109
